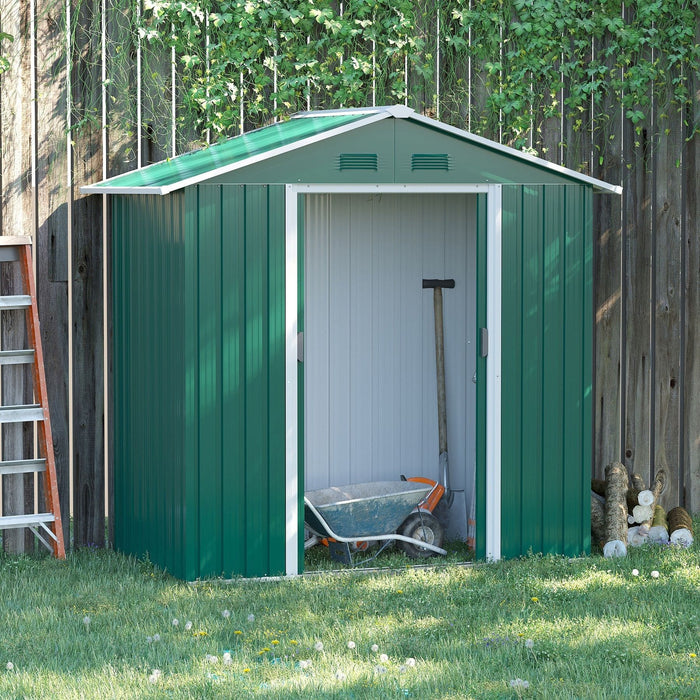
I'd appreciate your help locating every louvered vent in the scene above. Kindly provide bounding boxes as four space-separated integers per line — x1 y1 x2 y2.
338 153 378 171
411 153 450 171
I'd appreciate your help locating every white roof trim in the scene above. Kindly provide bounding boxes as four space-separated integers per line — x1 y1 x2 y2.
80 111 391 195
407 111 622 194
81 104 621 195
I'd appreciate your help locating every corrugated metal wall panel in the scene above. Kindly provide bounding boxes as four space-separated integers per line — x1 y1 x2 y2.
188 184 287 579
112 193 187 577
500 184 592 558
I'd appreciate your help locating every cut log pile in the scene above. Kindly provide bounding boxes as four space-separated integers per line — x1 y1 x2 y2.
592 462 695 558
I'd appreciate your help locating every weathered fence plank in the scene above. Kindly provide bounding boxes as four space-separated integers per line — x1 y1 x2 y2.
35 0 71 548
70 0 104 548
653 104 684 509
0 0 35 553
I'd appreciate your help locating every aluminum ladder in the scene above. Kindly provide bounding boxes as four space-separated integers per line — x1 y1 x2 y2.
0 237 65 559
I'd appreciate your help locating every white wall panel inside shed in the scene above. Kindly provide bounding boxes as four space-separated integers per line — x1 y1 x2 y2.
304 193 477 537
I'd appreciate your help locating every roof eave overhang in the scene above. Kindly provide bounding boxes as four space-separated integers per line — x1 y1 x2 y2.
79 111 392 196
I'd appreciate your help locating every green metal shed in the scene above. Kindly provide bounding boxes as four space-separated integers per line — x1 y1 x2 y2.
83 105 621 580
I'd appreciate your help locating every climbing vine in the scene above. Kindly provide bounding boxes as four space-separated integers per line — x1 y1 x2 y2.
62 0 699 164
0 31 13 74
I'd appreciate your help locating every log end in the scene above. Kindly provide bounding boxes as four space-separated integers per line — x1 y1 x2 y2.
669 528 694 549
603 540 627 558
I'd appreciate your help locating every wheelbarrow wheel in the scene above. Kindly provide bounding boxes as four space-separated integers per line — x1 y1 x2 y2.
397 512 444 559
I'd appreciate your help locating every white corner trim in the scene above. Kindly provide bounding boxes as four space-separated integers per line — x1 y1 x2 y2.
485 185 502 561
285 185 299 576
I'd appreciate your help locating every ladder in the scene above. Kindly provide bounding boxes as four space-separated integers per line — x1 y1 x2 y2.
0 237 65 559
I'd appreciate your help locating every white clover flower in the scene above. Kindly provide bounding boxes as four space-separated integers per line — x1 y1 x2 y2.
247 613 255 623
205 654 218 664
152 634 160 643
148 669 162 684
299 659 312 669
525 639 534 649
379 653 389 663
371 644 379 653
222 609 231 619
399 665 407 673
172 618 179 626
146 636 153 644
82 615 91 627
335 669 347 681
223 652 232 666
374 664 387 674
509 678 530 689
314 641 324 651
184 621 193 631
651 570 660 578
6 662 14 671
404 657 416 667
347 640 356 650
632 569 639 576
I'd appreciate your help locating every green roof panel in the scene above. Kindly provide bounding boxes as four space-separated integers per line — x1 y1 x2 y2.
83 112 373 194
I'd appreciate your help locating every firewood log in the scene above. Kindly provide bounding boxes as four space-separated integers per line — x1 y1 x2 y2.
668 507 694 548
591 479 607 499
627 525 648 547
632 504 654 524
648 505 669 544
604 462 629 558
591 492 606 545
638 469 668 534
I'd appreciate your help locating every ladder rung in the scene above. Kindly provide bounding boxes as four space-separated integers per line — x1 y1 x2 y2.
0 405 45 423
0 513 55 529
0 349 35 365
0 459 46 475
0 295 31 310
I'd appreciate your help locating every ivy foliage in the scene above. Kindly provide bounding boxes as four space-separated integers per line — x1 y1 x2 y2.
135 0 698 156
0 31 14 75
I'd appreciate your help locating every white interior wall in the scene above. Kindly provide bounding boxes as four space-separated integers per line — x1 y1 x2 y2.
304 193 477 538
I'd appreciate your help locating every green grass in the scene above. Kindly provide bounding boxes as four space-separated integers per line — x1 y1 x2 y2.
0 532 699 699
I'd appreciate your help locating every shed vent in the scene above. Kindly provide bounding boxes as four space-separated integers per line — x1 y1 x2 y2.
338 153 378 171
411 153 450 171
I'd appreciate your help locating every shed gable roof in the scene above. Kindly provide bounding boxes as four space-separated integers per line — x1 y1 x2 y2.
81 105 621 195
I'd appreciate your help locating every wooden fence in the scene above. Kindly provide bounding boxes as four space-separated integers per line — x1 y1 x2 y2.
0 0 697 550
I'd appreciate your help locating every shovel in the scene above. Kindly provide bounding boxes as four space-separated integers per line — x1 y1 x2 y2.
423 278 455 507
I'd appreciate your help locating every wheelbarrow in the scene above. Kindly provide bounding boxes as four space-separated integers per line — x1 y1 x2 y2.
304 477 447 565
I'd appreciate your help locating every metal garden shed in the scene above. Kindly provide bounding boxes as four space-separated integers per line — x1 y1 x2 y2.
83 105 621 580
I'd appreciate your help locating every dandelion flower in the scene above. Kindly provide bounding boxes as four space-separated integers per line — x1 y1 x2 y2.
374 664 387 674
6 662 14 671
314 641 324 651
146 636 153 644
298 659 312 669
371 644 379 653
234 630 242 635
397 589 403 594
525 639 534 649
172 618 179 626
399 665 407 673
185 621 193 631
510 678 530 689
379 653 389 663
651 570 660 578
632 569 639 576
247 614 255 623
290 639 298 645
82 615 91 627
335 669 347 681
243 668 251 673
271 640 279 645
404 657 416 667
690 653 697 659
531 596 539 603
222 609 231 619
152 633 160 643
223 652 232 665
347 641 356 650
205 654 218 664
148 669 161 684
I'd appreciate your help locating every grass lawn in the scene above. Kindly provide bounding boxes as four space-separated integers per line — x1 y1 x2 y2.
0 526 698 699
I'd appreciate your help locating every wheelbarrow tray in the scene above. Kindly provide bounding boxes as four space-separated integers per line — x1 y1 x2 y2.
304 481 431 539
